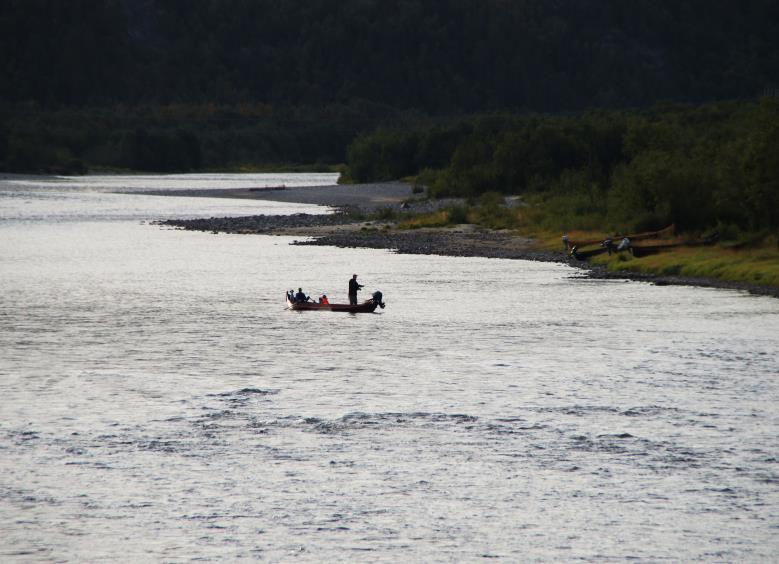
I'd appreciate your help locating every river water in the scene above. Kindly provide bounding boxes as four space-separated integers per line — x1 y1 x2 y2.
1 174 778 562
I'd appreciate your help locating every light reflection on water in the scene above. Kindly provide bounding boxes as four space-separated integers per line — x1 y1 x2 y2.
0 172 340 192
0 172 335 223
1 175 778 561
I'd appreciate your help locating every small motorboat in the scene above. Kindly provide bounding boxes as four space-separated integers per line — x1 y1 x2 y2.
286 291 386 313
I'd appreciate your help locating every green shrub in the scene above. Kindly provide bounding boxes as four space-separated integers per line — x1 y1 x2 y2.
447 205 469 224
373 207 399 221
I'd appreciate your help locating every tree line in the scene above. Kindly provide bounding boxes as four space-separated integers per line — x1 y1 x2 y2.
0 102 400 173
345 99 779 236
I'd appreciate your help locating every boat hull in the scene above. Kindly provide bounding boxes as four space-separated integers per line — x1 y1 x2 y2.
286 297 379 313
568 224 675 248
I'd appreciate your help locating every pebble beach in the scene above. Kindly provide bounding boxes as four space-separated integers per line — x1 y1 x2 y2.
158 182 779 299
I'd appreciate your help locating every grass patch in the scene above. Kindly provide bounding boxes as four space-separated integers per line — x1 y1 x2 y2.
398 210 452 229
375 194 779 289
494 215 779 289
372 206 400 221
400 202 524 229
590 245 779 287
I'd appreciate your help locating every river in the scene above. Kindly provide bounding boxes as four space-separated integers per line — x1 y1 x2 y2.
1 174 778 561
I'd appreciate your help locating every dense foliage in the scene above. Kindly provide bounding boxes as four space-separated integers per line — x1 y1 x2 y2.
0 102 399 173
346 100 779 235
2 0 778 110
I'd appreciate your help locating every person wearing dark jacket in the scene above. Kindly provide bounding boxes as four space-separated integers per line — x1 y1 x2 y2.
294 288 309 303
348 274 363 305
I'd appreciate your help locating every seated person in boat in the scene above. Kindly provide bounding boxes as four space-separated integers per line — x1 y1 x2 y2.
318 294 330 304
294 288 310 303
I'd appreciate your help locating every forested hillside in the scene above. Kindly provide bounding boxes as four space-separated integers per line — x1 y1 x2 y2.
2 0 778 110
1 0 778 173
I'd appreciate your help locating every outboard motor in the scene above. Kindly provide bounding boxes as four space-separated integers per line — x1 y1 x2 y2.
372 290 386 309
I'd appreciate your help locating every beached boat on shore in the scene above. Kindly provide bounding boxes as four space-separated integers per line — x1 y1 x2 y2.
571 231 720 260
566 224 675 249
629 233 720 257
570 245 611 260
286 291 385 313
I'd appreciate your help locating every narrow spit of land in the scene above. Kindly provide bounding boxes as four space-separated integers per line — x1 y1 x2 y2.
157 182 779 299
140 181 415 209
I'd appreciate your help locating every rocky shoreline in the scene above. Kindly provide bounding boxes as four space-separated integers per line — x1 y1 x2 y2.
160 212 779 299
159 212 353 234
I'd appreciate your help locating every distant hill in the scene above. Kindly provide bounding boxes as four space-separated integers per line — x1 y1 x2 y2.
2 0 778 111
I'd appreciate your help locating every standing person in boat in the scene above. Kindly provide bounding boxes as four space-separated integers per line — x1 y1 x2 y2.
348 274 363 305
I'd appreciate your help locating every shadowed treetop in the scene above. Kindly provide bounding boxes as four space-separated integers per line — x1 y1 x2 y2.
1 0 778 111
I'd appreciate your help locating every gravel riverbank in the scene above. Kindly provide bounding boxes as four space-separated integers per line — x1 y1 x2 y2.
159 212 561 261
157 180 779 299
160 211 779 299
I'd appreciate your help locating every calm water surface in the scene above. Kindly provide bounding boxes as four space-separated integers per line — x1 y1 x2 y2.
1 174 778 561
